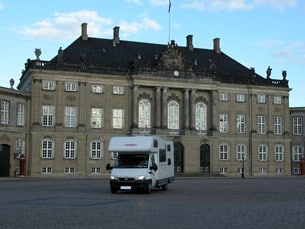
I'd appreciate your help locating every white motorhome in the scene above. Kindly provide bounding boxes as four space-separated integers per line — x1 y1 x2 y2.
106 135 174 194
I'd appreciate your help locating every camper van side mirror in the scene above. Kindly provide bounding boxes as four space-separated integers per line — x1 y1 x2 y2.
106 163 113 170
150 163 158 171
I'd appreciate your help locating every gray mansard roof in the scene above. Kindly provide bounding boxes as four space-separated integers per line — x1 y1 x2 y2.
19 26 288 88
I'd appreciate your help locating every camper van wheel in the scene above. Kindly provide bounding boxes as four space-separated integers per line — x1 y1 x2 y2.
145 184 152 194
110 187 118 194
161 184 168 191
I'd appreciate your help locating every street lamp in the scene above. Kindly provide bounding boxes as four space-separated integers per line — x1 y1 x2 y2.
241 155 245 179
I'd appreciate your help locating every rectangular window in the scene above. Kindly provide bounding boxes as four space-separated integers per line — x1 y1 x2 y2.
219 144 229 160
91 108 103 128
41 167 52 174
257 115 266 134
273 96 282 104
91 167 101 174
0 101 9 124
42 105 55 127
16 139 25 156
274 116 283 135
65 82 77 92
236 144 246 161
292 146 303 161
219 92 228 101
236 94 245 102
64 167 75 174
41 139 53 159
16 103 25 126
65 106 77 127
293 168 301 175
257 94 266 103
236 114 245 133
293 117 303 135
92 84 103 94
275 145 284 161
219 168 228 174
275 168 283 174
64 140 76 159
219 114 228 133
112 108 124 129
91 141 102 159
42 80 55 90
113 86 124 95
258 144 268 161
259 168 268 174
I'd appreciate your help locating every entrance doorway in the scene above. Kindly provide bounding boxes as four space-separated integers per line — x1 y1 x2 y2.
200 144 210 173
0 144 10 177
174 142 184 173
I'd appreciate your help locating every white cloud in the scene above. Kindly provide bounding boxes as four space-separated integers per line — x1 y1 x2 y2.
181 0 297 11
150 0 169 6
125 0 142 5
20 10 113 40
119 16 161 37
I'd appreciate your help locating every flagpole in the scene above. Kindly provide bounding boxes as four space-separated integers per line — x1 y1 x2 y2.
168 0 171 44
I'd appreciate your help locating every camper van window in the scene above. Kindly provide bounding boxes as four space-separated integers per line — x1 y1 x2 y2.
159 149 166 162
114 154 149 168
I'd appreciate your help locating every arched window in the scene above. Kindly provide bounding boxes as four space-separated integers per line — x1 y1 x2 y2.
168 101 179 129
138 99 151 128
195 102 207 131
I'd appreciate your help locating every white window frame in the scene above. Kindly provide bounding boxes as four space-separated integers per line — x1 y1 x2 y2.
41 167 52 174
236 114 245 133
65 82 77 92
219 144 229 160
275 144 284 161
138 99 151 129
292 146 304 162
91 167 101 174
195 102 207 131
274 116 283 135
91 108 103 128
258 144 268 161
113 86 124 95
16 139 25 156
64 167 75 174
236 144 247 161
273 96 282 104
16 103 25 126
257 94 266 103
41 139 54 159
64 139 77 159
236 94 245 102
259 168 268 174
112 108 124 129
42 105 55 127
91 141 103 159
168 101 179 130
275 168 284 174
292 117 303 135
0 101 9 124
92 84 103 94
219 92 228 101
42 80 55 90
257 115 266 134
65 106 77 128
219 114 228 133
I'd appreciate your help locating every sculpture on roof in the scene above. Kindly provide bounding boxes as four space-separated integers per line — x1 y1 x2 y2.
282 70 287 80
266 66 272 79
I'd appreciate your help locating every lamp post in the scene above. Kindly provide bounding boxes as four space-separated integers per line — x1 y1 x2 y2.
241 155 245 179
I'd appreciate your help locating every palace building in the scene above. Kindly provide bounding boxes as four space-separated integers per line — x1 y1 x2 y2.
1 23 295 177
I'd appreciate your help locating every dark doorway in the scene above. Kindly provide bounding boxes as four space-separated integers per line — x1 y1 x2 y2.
200 144 210 173
0 144 10 177
174 142 184 173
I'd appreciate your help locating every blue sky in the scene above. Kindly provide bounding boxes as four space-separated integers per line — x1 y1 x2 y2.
0 0 304 107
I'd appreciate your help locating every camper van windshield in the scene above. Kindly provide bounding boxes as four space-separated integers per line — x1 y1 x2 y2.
114 154 149 168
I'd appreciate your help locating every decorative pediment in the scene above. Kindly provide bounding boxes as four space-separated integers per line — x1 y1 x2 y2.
158 40 186 71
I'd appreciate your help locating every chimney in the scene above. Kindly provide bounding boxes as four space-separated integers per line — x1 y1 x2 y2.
113 26 120 46
81 23 88 41
213 38 221 54
186 35 193 51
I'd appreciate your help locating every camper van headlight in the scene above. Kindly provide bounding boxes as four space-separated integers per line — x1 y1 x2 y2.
135 175 146 180
110 175 118 180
